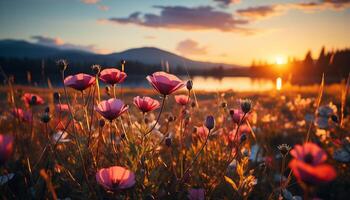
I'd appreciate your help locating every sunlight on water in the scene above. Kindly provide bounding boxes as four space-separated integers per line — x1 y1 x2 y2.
276 77 282 91
190 76 275 91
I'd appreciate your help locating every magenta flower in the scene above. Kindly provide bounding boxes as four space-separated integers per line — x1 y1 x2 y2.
99 68 127 85
188 188 205 200
133 96 160 113
22 93 45 106
146 71 185 96
230 109 246 124
175 94 190 106
289 142 336 184
0 134 14 165
96 166 135 191
64 73 96 91
95 98 128 121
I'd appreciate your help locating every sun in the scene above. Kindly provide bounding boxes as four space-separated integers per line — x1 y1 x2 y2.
275 56 287 65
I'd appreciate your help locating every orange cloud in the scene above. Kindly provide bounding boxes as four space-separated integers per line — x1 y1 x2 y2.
176 39 207 56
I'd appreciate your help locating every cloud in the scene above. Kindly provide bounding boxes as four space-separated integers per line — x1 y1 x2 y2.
292 0 350 11
176 39 207 56
214 0 241 7
98 5 109 11
81 0 100 4
31 35 102 53
237 5 285 20
103 6 252 33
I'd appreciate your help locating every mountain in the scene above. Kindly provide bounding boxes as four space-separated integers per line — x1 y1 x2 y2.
0 39 242 69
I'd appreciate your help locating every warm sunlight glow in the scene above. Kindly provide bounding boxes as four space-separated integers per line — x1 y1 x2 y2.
275 56 287 65
276 77 282 91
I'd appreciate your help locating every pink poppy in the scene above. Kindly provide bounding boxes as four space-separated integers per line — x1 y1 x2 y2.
196 125 209 140
289 142 336 184
99 68 127 85
11 108 32 122
227 124 250 143
55 104 69 113
133 96 160 113
0 134 14 165
96 166 135 190
95 98 128 121
175 95 190 106
22 93 45 106
188 188 205 200
146 71 184 95
230 109 246 124
64 73 96 91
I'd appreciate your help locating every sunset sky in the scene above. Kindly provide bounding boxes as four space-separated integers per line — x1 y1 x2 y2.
0 0 349 66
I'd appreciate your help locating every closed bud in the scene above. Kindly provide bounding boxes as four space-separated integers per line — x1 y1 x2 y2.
56 59 68 71
191 102 196 108
205 115 215 131
229 109 235 116
91 64 101 75
240 99 252 114
44 106 50 113
221 101 227 108
165 137 172 147
331 115 339 123
240 133 247 143
41 113 51 123
53 92 60 103
186 80 193 91
99 119 105 127
120 60 126 65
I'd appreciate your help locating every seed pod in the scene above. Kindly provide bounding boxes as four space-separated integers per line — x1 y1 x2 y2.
240 99 252 114
186 80 193 91
57 59 68 71
205 115 215 131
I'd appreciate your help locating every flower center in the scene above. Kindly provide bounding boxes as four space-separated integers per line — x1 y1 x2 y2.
303 153 313 164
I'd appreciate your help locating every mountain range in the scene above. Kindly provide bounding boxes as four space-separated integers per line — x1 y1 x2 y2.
0 39 242 69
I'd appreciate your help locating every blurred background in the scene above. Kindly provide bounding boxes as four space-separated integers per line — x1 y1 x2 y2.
0 0 349 91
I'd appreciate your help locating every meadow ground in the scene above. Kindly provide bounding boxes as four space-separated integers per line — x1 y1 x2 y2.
0 76 349 200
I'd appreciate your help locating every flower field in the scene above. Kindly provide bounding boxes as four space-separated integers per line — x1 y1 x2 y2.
0 62 349 200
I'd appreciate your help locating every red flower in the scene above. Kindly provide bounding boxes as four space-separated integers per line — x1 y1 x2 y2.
11 108 32 122
96 166 135 191
289 142 336 184
0 134 14 165
55 104 69 113
22 93 45 106
64 73 96 91
133 96 160 113
175 94 190 106
95 98 128 121
99 68 127 85
146 71 184 95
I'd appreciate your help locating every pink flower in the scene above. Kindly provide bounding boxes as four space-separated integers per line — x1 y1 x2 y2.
99 68 127 85
196 125 209 140
22 93 45 106
11 108 32 122
64 73 96 91
188 188 205 200
230 109 246 124
55 104 69 113
96 166 135 191
133 96 160 113
175 95 190 106
0 134 14 165
95 98 128 121
289 142 336 184
227 124 250 143
146 71 184 95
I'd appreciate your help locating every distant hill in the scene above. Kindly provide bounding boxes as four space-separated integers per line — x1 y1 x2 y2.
0 39 242 69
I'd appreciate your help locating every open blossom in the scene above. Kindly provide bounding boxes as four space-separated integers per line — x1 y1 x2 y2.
96 166 135 191
146 71 185 95
196 125 209 140
175 94 190 106
0 134 14 165
229 109 246 124
289 142 336 184
22 93 45 106
11 108 32 122
133 96 160 113
64 73 96 91
188 188 205 200
227 124 251 143
99 68 127 85
95 98 128 121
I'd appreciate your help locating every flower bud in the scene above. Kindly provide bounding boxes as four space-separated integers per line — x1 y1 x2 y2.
186 80 193 91
240 99 252 114
331 115 338 123
191 102 196 108
229 109 235 116
44 106 50 113
120 60 126 65
56 59 68 71
30 95 38 105
205 115 215 131
53 92 60 103
240 133 247 143
91 64 101 75
41 112 51 123
99 119 105 127
221 101 227 108
165 137 172 147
